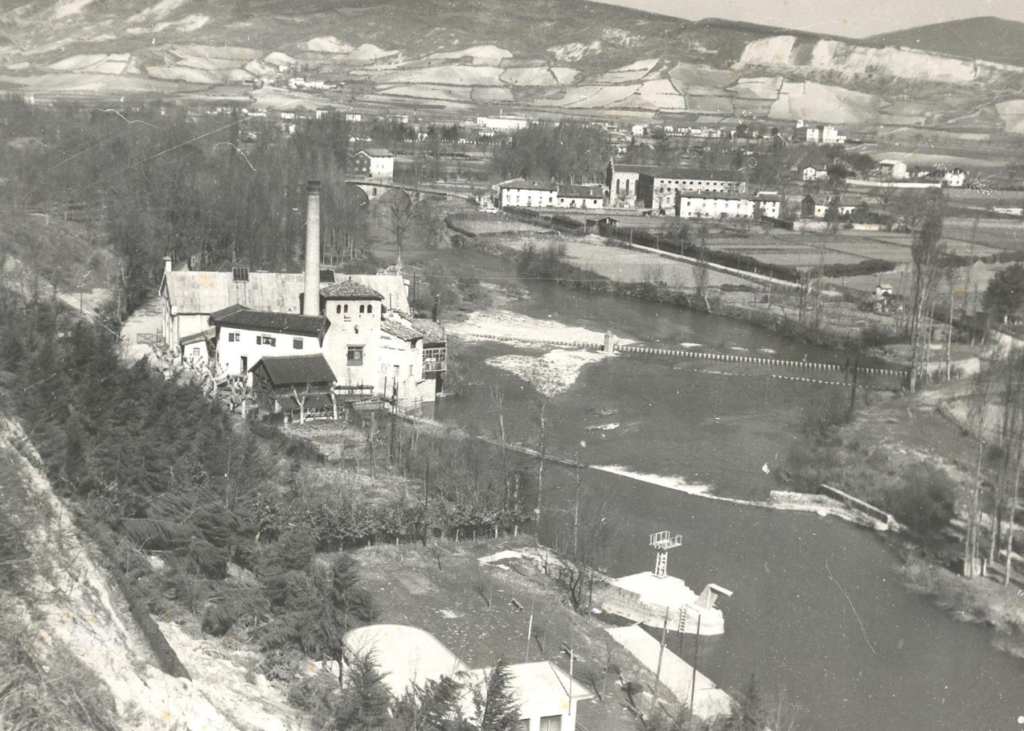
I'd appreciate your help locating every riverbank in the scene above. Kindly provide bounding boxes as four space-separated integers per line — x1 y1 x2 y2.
465 233 904 352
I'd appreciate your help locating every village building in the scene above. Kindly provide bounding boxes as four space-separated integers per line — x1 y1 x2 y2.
250 353 338 422
556 184 604 209
179 328 214 369
344 112 362 122
352 148 395 179
498 179 558 208
637 168 745 212
802 166 828 181
878 160 909 180
475 114 530 131
344 625 593 731
942 167 966 187
209 305 328 384
605 161 657 207
675 190 780 219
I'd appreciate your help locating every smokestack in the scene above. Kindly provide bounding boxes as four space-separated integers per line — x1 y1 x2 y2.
303 181 321 315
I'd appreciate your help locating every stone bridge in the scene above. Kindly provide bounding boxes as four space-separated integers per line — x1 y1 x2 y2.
345 179 475 205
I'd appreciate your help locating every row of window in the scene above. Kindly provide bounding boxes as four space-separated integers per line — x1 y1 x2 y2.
335 303 373 314
227 331 305 349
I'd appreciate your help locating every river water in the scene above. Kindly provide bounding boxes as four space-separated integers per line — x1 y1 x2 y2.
423 250 1023 731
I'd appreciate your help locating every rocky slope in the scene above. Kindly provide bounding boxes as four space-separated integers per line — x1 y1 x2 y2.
0 415 299 731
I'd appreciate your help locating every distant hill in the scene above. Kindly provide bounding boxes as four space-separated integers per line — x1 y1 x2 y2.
868 16 1024 67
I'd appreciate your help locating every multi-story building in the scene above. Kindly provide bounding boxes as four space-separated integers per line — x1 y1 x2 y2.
637 169 745 212
352 148 395 179
675 190 780 220
209 306 328 383
497 180 558 208
556 184 604 209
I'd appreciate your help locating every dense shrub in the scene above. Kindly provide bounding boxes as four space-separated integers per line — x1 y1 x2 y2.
886 464 957 537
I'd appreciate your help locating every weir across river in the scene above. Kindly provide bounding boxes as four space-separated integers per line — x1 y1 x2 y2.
465 333 908 386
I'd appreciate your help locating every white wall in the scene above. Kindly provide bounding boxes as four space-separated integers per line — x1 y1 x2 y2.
216 327 323 384
518 699 583 731
556 196 603 209
323 299 381 393
378 334 428 405
501 188 556 208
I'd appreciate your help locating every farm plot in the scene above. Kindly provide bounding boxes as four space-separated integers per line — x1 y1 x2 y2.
377 65 504 86
503 234 753 291
942 220 1024 252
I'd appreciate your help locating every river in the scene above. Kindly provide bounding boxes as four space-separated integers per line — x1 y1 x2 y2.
420 250 1023 731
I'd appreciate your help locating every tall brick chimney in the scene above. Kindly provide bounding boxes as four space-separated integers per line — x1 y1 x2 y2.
303 181 321 315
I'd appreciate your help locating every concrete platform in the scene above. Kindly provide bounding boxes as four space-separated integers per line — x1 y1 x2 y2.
605 624 733 720
600 572 725 635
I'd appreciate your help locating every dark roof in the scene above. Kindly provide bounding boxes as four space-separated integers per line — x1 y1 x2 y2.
358 148 392 157
644 168 742 182
320 280 385 300
252 354 336 386
499 179 558 191
381 319 423 342
211 306 328 336
558 184 603 198
677 190 780 201
412 318 446 345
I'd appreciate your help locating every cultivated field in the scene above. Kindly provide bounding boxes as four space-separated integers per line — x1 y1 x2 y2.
448 212 551 236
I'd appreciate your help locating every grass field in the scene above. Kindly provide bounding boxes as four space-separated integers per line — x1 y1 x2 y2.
448 212 551 236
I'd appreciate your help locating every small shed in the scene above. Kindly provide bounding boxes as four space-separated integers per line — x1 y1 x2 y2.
586 216 620 234
250 353 337 423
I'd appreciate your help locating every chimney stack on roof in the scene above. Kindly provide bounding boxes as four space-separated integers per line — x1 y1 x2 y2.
303 181 321 315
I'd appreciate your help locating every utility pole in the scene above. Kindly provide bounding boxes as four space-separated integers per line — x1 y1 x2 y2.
849 356 859 416
689 613 702 726
389 376 399 464
652 605 670 717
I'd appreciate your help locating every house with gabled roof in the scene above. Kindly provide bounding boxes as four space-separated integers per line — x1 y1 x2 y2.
250 354 339 423
352 148 394 179
498 179 558 209
209 304 328 384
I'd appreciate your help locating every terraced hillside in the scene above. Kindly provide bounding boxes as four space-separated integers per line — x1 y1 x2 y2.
2 0 1024 131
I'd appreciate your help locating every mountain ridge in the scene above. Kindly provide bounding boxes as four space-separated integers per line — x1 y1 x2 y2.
868 16 1024 67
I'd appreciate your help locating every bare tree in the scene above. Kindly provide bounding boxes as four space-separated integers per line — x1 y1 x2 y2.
906 195 945 392
377 189 417 271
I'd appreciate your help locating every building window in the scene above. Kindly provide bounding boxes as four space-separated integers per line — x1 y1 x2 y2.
260 335 276 346
367 304 372 314
191 347 200 358
344 304 349 313
228 332 239 342
293 338 303 350
359 305 365 314
347 346 364 366
539 716 562 731
336 304 342 314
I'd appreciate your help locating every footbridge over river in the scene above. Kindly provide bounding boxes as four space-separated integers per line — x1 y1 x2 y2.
469 333 909 389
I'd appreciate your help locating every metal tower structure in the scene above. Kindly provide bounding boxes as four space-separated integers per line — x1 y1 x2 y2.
649 530 682 578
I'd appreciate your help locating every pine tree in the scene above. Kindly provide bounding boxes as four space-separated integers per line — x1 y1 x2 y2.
474 660 521 731
61 411 90 493
334 652 392 731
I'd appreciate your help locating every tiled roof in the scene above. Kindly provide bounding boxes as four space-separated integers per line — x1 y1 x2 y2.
645 168 742 182
381 319 423 342
163 272 407 314
211 306 328 336
358 148 392 157
253 354 336 386
499 179 558 191
412 318 446 345
558 184 603 198
610 163 658 174
320 280 385 300
677 190 780 202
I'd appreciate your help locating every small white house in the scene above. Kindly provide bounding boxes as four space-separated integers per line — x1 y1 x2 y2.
675 191 780 220
345 112 362 123
353 148 394 179
942 168 966 187
879 160 909 180
476 115 530 131
802 166 828 181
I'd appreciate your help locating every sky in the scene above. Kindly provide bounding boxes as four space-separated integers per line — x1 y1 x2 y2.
586 0 1024 38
